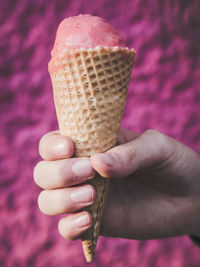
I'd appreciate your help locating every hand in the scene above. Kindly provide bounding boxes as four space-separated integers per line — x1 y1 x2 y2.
34 129 200 241
34 131 96 239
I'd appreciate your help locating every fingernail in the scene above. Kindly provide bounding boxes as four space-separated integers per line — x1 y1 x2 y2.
71 186 94 203
74 213 91 228
72 159 94 179
94 153 115 166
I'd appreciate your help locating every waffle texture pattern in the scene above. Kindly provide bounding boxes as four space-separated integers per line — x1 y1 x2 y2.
49 46 135 262
49 47 135 156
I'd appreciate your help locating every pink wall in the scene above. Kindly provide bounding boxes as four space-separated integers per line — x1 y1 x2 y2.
1 1 200 266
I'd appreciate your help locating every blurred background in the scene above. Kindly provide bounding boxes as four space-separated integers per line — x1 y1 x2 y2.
1 0 200 266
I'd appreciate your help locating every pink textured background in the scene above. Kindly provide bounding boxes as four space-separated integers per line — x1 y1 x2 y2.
1 1 200 266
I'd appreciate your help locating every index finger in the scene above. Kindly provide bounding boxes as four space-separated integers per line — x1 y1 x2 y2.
39 131 74 161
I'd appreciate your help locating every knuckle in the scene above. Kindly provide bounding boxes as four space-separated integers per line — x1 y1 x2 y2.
58 218 74 240
58 219 66 238
38 189 66 215
37 190 47 214
143 129 168 147
142 129 173 160
33 161 43 184
38 132 56 158
39 131 51 145
38 135 47 155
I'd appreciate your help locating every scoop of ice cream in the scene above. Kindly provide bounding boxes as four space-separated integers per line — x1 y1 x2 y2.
51 14 126 58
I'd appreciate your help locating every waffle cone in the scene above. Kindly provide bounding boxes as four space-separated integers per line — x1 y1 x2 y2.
48 46 135 262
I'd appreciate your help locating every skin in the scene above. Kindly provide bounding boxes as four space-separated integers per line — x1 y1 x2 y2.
33 128 200 241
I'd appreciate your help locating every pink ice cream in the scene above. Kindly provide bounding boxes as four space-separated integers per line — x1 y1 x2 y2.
51 14 126 58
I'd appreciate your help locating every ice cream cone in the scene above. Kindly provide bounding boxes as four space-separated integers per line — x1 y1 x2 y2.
48 46 135 262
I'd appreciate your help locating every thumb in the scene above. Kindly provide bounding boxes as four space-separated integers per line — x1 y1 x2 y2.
90 129 175 178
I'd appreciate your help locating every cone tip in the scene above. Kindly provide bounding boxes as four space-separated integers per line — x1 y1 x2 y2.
82 240 95 263
85 254 93 263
